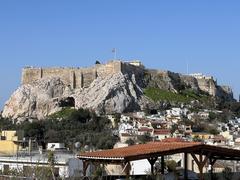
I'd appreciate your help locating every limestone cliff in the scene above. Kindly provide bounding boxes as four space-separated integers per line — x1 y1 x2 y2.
73 73 142 114
2 73 143 120
2 78 72 120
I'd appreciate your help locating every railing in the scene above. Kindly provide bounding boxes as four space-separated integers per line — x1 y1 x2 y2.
1 172 240 180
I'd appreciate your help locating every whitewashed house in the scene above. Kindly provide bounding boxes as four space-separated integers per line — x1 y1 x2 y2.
0 151 84 178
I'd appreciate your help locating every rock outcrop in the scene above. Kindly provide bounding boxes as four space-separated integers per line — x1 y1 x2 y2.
2 73 143 120
74 73 142 114
144 70 199 92
2 78 72 120
144 70 234 101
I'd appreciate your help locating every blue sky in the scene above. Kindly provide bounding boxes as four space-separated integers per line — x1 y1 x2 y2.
0 0 240 109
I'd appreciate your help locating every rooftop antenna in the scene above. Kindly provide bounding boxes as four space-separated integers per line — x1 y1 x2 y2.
112 48 117 60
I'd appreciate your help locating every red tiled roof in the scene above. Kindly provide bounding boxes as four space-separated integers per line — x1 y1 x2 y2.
138 127 153 132
77 141 240 162
78 142 201 160
154 129 171 135
161 138 185 142
212 135 226 141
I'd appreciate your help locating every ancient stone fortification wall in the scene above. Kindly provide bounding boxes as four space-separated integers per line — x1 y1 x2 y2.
21 61 144 89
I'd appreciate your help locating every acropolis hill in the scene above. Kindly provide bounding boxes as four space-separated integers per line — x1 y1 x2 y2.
2 60 234 120
21 60 233 98
22 60 144 89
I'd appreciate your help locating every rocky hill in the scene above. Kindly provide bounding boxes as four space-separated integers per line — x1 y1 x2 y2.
2 61 235 121
2 73 144 120
144 70 234 102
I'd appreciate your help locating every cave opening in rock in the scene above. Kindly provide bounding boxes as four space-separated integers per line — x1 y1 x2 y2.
58 97 75 107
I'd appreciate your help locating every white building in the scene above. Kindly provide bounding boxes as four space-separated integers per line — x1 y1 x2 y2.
118 123 134 134
0 151 84 178
47 143 66 151
130 159 150 175
189 73 213 80
166 108 188 117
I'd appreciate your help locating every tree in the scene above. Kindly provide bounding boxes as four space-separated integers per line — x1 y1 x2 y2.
125 138 135 146
93 165 105 178
21 121 45 143
44 129 60 142
166 160 177 172
208 128 219 135
209 112 217 121
0 108 118 152
171 124 178 134
48 151 57 180
95 134 118 149
113 113 121 128
138 133 152 144
0 117 16 130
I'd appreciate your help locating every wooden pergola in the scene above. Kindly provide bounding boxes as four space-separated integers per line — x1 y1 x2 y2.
77 142 240 180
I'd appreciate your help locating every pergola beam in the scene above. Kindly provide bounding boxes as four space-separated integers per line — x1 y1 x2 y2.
213 157 240 161
209 157 217 180
191 152 211 180
184 153 188 180
82 160 90 176
147 157 158 175
161 156 165 175
121 161 131 177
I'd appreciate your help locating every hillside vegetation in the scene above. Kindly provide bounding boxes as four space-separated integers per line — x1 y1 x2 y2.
0 108 118 150
144 87 211 104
